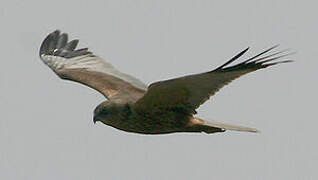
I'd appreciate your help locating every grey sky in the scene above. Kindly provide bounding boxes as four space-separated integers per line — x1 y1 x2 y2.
1 0 317 179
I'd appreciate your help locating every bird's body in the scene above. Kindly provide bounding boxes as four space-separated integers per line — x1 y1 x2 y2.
94 102 223 134
39 30 292 135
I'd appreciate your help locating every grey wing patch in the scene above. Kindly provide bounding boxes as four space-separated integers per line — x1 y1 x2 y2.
39 30 147 91
40 30 90 58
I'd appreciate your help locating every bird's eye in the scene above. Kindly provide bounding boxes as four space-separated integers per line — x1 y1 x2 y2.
101 109 108 115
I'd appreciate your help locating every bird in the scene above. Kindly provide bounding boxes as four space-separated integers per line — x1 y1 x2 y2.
39 30 292 135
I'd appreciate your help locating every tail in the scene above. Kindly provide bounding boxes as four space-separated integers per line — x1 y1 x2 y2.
204 119 259 133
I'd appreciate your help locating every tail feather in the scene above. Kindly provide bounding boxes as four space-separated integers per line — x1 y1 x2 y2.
204 119 259 133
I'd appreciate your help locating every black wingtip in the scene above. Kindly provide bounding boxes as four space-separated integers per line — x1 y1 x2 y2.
241 44 280 64
212 45 294 72
39 30 92 59
262 59 293 68
215 47 250 70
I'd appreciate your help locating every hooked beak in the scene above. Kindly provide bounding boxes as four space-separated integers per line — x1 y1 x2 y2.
93 116 98 124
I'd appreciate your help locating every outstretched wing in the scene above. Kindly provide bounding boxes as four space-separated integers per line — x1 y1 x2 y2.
39 30 147 103
134 45 293 114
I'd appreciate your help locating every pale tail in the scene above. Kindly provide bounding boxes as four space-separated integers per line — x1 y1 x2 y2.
204 119 259 133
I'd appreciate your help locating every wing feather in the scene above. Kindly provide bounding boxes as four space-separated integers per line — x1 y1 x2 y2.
39 30 147 103
135 46 293 114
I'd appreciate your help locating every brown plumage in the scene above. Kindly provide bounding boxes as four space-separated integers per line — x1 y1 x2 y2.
39 30 293 134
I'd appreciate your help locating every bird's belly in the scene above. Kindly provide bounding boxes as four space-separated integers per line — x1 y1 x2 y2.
102 117 189 134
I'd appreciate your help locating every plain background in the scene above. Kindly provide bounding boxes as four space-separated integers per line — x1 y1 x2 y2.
1 0 317 179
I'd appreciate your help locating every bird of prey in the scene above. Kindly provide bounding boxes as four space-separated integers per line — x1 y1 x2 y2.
39 30 292 134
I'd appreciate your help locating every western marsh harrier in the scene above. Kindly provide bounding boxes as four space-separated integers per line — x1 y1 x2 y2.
40 30 292 134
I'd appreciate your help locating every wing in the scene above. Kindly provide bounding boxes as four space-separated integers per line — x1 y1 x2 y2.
39 30 147 103
134 45 293 114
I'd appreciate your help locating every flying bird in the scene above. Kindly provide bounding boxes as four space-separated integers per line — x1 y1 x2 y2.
39 30 292 134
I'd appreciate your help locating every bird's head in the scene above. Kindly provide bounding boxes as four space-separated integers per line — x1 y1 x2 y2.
93 101 132 124
93 101 112 124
